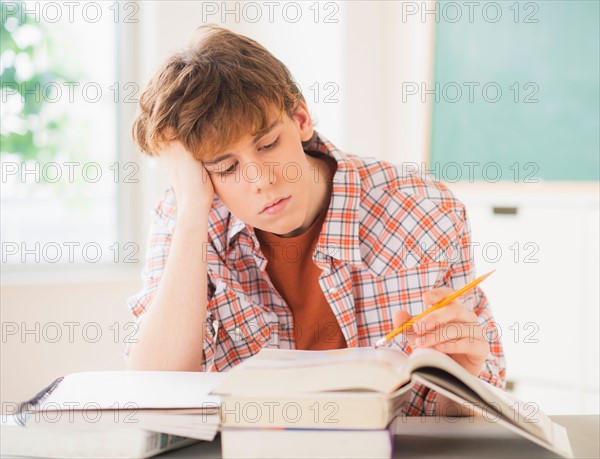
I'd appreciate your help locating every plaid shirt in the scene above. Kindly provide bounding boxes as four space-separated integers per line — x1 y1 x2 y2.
128 133 506 415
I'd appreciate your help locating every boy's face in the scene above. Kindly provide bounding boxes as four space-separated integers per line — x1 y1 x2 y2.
204 102 329 237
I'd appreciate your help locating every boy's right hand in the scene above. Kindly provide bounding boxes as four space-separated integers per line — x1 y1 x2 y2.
158 140 215 214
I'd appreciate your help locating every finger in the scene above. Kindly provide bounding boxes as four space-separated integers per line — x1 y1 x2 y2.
391 310 418 348
413 303 478 334
422 287 454 307
430 337 490 357
404 333 418 349
414 323 484 347
392 310 411 329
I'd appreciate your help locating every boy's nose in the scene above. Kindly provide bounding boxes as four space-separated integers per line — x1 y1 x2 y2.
250 161 277 192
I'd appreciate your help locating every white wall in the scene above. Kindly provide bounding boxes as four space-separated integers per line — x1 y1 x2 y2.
1 277 135 409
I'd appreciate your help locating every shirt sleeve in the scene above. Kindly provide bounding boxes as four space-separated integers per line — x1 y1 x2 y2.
126 189 176 322
451 205 507 389
396 202 507 416
123 188 217 371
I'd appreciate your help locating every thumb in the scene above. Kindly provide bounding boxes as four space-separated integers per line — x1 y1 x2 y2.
393 310 411 329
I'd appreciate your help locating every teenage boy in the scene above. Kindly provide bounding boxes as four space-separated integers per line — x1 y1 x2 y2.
126 25 505 415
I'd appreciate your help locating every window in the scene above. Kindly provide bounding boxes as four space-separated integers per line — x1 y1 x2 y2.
1 1 138 268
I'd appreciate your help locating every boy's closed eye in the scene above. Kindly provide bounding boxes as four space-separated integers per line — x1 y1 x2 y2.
218 163 238 176
214 137 281 176
259 136 280 152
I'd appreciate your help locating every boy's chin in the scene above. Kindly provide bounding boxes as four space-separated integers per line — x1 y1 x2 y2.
254 218 306 238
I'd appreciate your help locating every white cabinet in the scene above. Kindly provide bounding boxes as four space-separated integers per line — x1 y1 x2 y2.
450 182 599 414
580 205 600 407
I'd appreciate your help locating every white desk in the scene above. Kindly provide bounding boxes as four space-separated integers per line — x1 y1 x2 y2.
160 415 599 459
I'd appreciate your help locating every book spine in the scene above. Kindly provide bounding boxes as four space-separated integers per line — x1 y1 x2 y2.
220 396 391 429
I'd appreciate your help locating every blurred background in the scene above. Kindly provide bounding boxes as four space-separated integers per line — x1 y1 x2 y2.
1 1 598 415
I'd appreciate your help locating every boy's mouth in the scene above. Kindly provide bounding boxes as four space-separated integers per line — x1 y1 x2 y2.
260 196 291 215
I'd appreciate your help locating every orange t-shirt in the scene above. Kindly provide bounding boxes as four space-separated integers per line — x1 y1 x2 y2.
255 212 347 350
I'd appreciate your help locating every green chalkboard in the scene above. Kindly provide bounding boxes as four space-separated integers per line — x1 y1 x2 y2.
430 1 599 181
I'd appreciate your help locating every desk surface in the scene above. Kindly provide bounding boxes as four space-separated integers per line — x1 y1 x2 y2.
161 415 599 459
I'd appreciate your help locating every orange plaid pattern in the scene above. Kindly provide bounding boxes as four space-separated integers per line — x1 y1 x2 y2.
127 133 506 415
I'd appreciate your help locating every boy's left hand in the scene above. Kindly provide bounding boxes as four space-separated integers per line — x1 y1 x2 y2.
393 287 490 377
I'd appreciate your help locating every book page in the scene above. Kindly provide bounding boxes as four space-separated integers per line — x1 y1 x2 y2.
242 347 410 374
32 371 223 411
412 372 574 458
214 347 415 395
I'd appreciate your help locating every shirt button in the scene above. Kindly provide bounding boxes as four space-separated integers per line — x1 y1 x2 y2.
280 323 288 331
328 287 338 295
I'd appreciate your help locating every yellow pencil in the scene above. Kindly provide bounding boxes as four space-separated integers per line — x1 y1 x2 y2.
373 270 495 349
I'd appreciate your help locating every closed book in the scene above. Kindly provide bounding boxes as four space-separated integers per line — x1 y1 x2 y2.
14 408 219 440
220 391 404 429
1 415 198 459
221 427 392 459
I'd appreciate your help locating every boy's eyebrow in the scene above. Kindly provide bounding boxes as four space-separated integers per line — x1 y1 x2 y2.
203 120 282 165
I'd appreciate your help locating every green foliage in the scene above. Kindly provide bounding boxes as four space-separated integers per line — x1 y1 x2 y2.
1 0 76 161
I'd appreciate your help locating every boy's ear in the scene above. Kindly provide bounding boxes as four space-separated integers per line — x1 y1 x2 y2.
292 101 314 142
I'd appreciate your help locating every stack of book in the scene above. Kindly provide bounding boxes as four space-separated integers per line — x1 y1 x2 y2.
217 386 396 459
212 347 574 459
1 371 222 458
2 348 574 458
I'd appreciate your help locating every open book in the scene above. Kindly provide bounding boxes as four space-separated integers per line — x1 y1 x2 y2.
213 347 574 458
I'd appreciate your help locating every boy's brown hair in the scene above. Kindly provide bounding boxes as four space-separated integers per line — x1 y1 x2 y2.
132 25 306 159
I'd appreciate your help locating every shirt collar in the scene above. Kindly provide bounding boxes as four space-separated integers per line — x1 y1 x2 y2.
226 216 246 247
311 133 364 267
224 132 364 267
